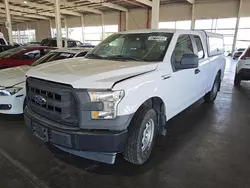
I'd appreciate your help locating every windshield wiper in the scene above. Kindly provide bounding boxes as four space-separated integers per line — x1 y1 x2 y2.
85 53 105 59
108 55 144 61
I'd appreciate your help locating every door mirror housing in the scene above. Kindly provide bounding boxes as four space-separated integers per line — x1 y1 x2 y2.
180 54 199 69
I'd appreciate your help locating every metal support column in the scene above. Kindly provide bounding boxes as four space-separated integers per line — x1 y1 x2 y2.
64 17 68 48
36 21 39 42
49 19 54 38
232 0 243 53
4 0 13 45
54 0 62 48
191 4 195 29
26 22 30 43
125 11 129 31
17 23 21 43
151 0 160 29
101 14 104 40
81 15 85 43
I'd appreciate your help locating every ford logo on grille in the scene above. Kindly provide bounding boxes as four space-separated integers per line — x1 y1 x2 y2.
35 95 47 105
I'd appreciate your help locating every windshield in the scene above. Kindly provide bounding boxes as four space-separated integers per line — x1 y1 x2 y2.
86 32 173 62
0 46 27 58
238 48 246 51
31 51 76 66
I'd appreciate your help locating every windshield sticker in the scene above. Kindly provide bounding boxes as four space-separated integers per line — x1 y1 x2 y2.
148 36 167 41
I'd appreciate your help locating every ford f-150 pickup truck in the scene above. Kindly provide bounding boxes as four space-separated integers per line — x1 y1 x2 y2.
24 29 226 165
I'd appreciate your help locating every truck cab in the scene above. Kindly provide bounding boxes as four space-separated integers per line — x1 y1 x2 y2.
24 29 226 165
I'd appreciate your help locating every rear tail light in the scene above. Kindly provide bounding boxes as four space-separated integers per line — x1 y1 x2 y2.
240 49 250 60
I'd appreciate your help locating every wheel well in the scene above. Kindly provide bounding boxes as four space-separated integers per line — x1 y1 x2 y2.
138 97 166 128
218 69 221 78
217 70 222 91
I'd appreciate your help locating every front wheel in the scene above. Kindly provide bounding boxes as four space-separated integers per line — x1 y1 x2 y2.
204 73 221 103
123 107 157 165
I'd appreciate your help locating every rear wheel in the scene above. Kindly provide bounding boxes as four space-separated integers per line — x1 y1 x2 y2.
204 73 221 103
234 74 241 86
123 106 157 165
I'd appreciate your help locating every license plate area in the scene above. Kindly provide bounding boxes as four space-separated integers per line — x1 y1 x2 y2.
32 123 49 142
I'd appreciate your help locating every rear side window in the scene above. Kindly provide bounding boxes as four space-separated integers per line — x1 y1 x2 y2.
208 37 224 56
194 36 204 59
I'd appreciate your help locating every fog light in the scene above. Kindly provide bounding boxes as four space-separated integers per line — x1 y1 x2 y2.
0 104 12 110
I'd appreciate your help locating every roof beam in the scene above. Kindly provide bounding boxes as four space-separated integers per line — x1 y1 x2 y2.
186 0 195 4
36 0 103 14
9 0 82 16
0 7 50 20
75 6 103 14
134 0 152 7
84 0 128 11
0 3 54 18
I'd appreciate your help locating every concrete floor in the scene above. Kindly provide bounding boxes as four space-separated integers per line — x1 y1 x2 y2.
1 58 250 188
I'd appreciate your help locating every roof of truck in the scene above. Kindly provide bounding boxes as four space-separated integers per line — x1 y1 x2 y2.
119 29 223 38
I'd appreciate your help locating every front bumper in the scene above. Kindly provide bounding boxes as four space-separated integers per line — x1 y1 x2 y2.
24 107 128 159
0 94 25 114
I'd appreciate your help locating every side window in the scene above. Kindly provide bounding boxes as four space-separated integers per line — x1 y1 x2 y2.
171 35 194 70
24 50 41 59
194 36 204 59
76 51 88 57
68 41 77 48
208 37 224 56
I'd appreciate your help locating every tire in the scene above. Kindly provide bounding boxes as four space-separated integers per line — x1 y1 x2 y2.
123 106 157 165
204 73 221 103
234 74 241 86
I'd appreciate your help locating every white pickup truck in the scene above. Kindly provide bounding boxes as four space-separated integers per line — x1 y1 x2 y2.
24 29 226 165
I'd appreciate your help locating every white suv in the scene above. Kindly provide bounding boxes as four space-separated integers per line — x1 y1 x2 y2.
234 46 250 86
24 30 226 165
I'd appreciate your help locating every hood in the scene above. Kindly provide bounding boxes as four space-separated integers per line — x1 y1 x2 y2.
26 58 158 89
0 65 31 87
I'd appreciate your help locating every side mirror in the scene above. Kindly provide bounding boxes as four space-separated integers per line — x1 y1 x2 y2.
180 54 199 69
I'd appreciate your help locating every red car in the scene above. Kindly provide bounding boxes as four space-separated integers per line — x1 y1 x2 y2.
0 46 56 69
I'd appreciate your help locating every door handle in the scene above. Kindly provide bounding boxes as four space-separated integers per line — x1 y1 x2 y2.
161 74 171 80
194 69 200 74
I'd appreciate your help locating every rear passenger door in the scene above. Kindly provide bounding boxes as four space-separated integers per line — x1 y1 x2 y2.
191 35 210 98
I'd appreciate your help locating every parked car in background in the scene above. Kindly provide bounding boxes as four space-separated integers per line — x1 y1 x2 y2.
0 46 56 69
7 41 22 47
25 42 41 46
24 30 226 165
234 46 250 86
0 32 8 45
233 48 246 59
0 48 91 115
0 32 16 53
40 37 84 48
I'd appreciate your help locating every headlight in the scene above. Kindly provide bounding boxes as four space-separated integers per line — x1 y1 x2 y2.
88 90 125 119
0 87 22 96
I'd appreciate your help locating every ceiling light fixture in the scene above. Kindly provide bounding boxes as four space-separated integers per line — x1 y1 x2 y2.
24 1 27 4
